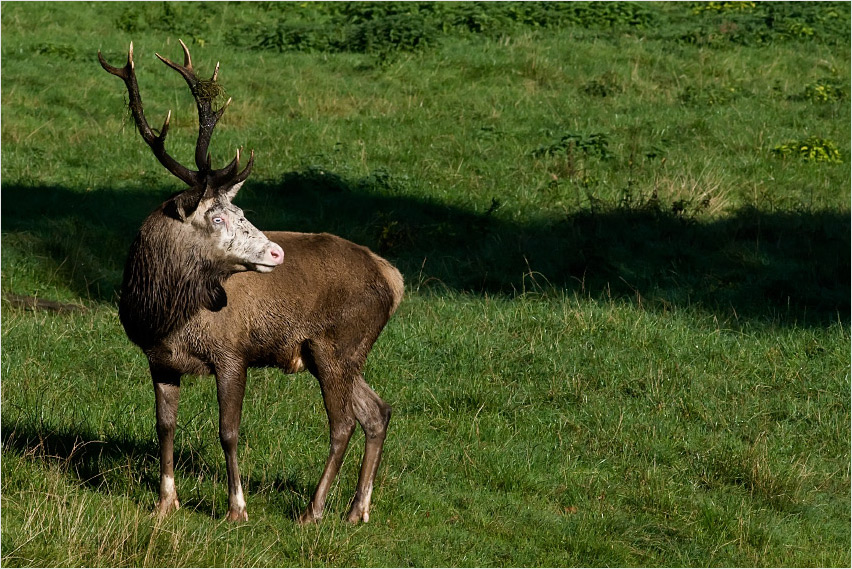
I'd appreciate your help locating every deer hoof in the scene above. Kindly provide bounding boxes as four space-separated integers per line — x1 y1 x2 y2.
297 510 322 526
346 505 369 524
226 509 249 522
154 497 180 518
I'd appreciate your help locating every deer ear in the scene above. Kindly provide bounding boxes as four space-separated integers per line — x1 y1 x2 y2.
221 180 245 202
165 188 204 221
204 180 244 202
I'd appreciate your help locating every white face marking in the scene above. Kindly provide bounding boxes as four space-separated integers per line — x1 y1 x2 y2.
189 198 283 273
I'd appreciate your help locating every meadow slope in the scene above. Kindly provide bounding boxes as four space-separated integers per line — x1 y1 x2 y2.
2 2 850 566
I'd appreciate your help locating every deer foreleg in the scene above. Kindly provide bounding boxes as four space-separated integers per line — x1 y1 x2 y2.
216 366 249 522
152 369 181 517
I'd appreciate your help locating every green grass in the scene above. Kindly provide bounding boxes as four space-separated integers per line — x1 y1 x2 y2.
2 2 850 566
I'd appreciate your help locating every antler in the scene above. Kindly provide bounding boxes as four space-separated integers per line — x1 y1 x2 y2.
98 40 253 191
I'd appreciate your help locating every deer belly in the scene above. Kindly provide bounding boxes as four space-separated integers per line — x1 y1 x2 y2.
248 346 306 374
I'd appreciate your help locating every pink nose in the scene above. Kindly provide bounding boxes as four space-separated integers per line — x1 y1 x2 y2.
266 243 284 266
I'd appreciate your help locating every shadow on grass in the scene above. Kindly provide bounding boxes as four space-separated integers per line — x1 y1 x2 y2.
0 416 313 520
1 173 848 327
1 416 161 495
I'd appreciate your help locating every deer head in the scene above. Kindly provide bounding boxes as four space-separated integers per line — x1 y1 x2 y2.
99 40 284 273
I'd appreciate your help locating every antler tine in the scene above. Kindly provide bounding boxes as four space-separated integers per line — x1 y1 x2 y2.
156 40 234 179
98 42 198 187
208 148 255 190
155 40 195 85
160 110 172 139
101 41 252 193
179 38 192 71
209 147 238 184
234 149 255 185
97 41 133 79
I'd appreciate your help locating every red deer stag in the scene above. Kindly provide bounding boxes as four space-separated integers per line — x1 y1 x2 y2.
98 41 403 524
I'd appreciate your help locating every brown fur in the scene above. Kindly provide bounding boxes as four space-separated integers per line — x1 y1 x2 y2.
120 203 403 523
102 40 401 524
123 227 404 377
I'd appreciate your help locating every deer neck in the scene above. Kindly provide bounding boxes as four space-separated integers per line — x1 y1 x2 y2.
118 218 227 349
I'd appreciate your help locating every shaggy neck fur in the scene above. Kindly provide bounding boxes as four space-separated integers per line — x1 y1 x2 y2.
119 212 228 350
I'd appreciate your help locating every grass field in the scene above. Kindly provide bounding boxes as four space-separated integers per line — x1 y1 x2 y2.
2 1 850 566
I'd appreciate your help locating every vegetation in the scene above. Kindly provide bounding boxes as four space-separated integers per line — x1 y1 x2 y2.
2 2 849 566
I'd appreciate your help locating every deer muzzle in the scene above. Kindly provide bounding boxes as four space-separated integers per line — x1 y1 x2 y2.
255 241 284 273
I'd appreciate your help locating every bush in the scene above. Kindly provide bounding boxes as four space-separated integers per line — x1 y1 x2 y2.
341 14 435 57
800 77 847 103
234 1 658 56
772 137 843 163
582 73 625 98
533 132 613 160
251 22 339 53
679 1 850 47
679 84 741 106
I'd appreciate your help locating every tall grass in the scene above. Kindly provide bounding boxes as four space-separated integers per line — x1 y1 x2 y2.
2 2 850 567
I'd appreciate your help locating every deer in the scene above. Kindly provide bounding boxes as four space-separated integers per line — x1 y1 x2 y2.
97 41 403 524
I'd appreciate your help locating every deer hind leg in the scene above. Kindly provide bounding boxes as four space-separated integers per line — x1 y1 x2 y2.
152 369 181 517
298 348 358 525
347 375 391 523
298 393 356 524
215 366 249 522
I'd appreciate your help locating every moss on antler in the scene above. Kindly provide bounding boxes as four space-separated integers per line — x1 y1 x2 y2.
194 78 226 106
